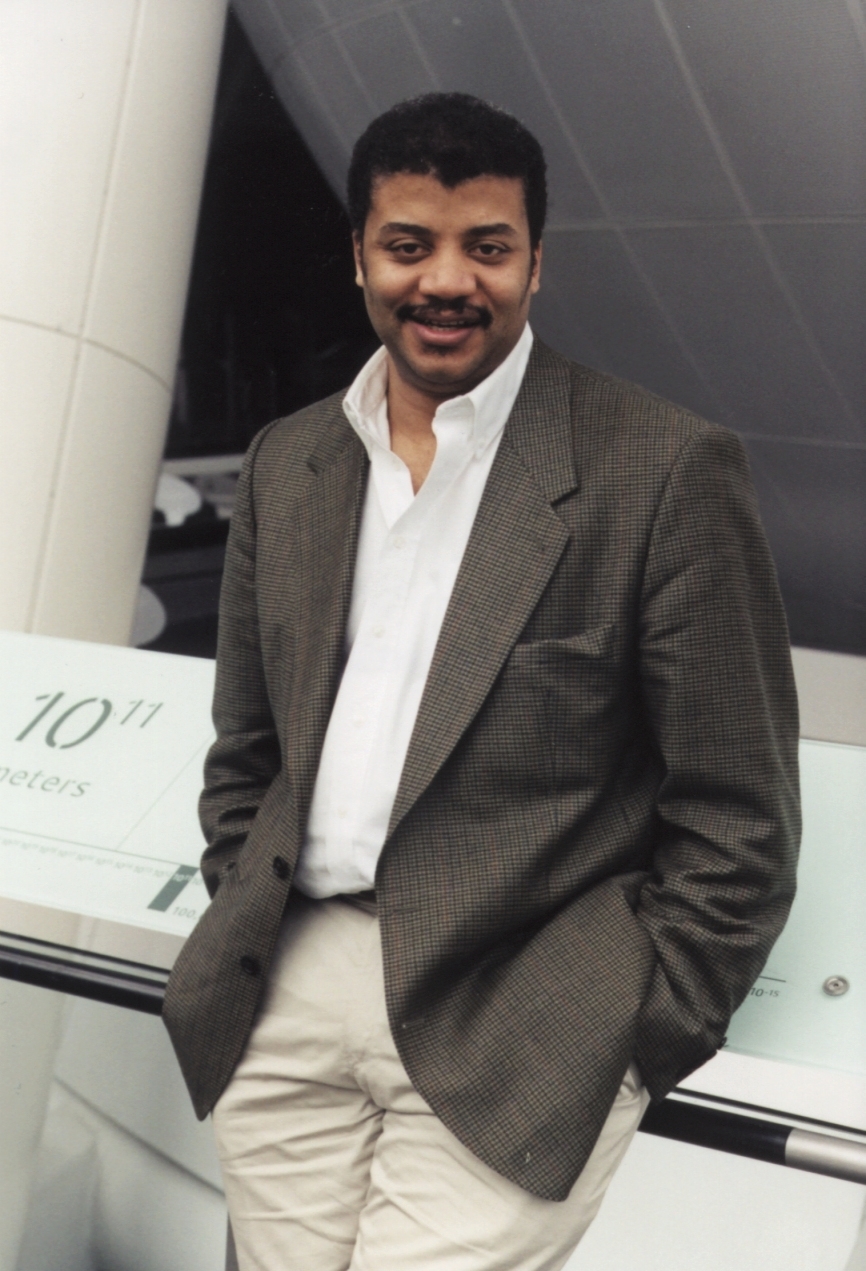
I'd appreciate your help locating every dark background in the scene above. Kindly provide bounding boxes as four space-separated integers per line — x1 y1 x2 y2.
164 11 376 460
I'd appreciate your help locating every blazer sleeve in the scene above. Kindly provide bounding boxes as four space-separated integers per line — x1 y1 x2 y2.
633 426 801 1099
197 427 282 898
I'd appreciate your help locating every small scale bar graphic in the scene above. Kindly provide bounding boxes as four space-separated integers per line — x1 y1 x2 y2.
148 865 197 912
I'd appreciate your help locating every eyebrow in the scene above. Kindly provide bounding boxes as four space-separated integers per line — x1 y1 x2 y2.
379 222 433 236
465 223 519 237
378 221 519 237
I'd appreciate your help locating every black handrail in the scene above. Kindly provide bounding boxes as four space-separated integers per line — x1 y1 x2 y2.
0 938 167 1014
2 939 865 1184
640 1097 788 1164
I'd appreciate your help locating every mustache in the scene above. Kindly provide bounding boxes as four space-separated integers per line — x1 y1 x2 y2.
396 301 493 329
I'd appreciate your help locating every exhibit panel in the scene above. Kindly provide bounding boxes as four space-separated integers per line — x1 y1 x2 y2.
679 740 866 1128
0 632 213 974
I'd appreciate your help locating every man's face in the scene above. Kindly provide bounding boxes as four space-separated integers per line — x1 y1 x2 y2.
353 172 541 399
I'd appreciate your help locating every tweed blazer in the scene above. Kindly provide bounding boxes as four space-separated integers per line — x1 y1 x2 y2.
163 339 800 1201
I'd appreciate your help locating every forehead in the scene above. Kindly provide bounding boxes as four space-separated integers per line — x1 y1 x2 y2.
366 171 528 234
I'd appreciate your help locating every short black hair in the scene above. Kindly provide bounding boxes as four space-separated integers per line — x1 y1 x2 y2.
347 93 547 247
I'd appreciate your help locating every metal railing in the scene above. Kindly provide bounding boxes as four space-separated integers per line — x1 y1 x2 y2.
2 931 865 1185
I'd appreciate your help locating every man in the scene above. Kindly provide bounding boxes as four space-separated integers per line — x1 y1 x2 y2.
164 93 800 1270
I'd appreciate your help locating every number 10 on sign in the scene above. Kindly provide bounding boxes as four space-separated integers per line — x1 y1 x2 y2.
16 694 164 750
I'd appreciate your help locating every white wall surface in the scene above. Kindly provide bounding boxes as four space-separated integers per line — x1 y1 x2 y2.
16 1082 226 1271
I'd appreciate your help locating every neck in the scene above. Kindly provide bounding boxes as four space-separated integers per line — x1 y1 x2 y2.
384 359 454 493
386 364 445 440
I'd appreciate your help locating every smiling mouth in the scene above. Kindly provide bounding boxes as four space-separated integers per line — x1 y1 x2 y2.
396 303 492 331
418 318 478 328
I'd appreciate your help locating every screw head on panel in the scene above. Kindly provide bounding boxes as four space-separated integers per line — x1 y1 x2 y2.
823 976 850 997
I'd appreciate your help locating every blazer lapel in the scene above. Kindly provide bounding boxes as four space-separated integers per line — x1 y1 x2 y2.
285 417 368 836
387 341 578 836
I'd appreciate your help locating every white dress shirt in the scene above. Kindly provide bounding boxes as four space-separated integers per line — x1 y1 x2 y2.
293 323 534 897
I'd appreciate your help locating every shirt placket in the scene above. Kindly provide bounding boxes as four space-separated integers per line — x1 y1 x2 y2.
321 446 419 884
324 405 474 886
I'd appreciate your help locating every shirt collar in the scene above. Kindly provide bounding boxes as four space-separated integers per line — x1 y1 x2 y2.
343 323 534 458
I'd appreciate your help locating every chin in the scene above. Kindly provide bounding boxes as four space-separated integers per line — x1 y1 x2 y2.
412 356 482 388
412 340 489 371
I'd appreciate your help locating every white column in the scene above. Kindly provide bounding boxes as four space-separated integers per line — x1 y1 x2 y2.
0 3 227 1265
0 0 227 644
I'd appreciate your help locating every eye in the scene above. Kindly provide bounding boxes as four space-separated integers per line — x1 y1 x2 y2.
472 241 508 260
388 239 429 258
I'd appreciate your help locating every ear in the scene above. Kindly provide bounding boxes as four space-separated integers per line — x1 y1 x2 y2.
530 240 543 295
352 231 365 287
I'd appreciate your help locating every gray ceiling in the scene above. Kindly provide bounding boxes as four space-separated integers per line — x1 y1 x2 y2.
233 0 866 654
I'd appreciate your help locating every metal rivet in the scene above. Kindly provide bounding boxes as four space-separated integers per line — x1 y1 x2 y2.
823 976 850 997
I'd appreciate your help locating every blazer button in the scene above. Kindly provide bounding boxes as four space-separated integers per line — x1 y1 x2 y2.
272 856 289 880
239 955 260 977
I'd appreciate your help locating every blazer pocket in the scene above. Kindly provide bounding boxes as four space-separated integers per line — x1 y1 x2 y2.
510 622 616 663
486 624 623 792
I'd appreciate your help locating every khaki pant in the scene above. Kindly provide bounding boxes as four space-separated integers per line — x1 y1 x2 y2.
213 893 649 1271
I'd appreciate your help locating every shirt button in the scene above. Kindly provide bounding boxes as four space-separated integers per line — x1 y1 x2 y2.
353 717 364 728
272 856 289 880
337 807 348 819
372 625 385 638
240 955 260 977
392 535 405 549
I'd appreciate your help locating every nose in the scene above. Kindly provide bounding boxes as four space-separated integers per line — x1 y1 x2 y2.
417 246 475 301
